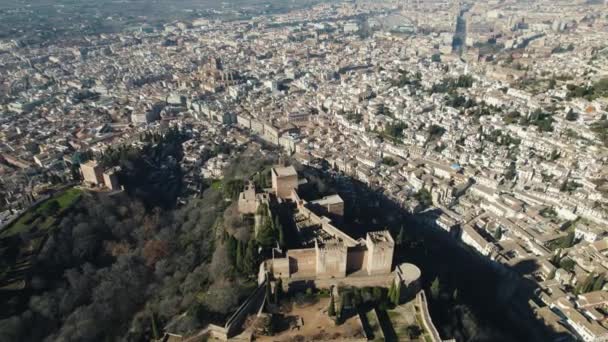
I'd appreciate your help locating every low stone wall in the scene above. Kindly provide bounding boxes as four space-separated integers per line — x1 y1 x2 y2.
183 281 266 341
205 324 228 341
225 280 267 337
416 290 442 342
180 324 227 342
284 273 394 291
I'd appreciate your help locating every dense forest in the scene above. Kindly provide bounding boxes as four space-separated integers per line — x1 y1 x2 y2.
0 190 220 341
0 148 277 341
99 127 189 209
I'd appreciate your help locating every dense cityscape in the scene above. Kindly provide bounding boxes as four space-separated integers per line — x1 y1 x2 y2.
1 0 608 341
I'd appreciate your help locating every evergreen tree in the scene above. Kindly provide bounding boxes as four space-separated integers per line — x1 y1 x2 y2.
394 283 401 305
274 278 283 304
243 239 257 275
372 287 383 303
257 203 268 216
257 216 276 247
275 216 285 247
580 273 596 294
278 224 285 247
265 279 272 303
396 226 405 245
388 282 395 303
236 240 244 271
560 231 575 249
264 314 276 336
150 312 159 340
493 228 502 241
574 283 581 295
389 282 401 305
337 298 345 323
353 288 362 308
328 295 336 317
227 235 237 266
593 273 605 292
430 277 441 300
550 251 562 266
342 291 352 308
560 258 576 272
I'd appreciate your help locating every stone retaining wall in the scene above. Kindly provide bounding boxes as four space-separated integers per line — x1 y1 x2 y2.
417 290 442 342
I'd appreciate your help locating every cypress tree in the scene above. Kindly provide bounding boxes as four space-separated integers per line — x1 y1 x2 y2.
274 278 283 304
257 217 276 247
388 282 396 303
275 216 284 247
397 226 405 245
265 279 272 303
593 273 605 292
393 283 401 305
227 235 237 266
328 295 336 317
243 239 257 275
581 273 596 294
337 298 345 323
493 228 502 241
353 288 362 308
342 291 352 308
372 287 382 302
560 231 575 248
278 223 285 247
431 277 440 299
273 216 280 231
150 312 159 340
236 240 244 271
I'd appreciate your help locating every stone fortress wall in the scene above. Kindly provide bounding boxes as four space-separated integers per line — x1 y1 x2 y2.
180 165 436 342
252 166 404 287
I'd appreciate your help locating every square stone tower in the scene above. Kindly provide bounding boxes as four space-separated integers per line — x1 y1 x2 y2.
80 160 104 186
102 167 121 190
271 166 298 199
365 231 395 275
238 181 258 214
315 239 347 279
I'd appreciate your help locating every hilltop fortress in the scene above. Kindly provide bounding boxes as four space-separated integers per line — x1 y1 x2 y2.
159 166 437 341
239 165 419 291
